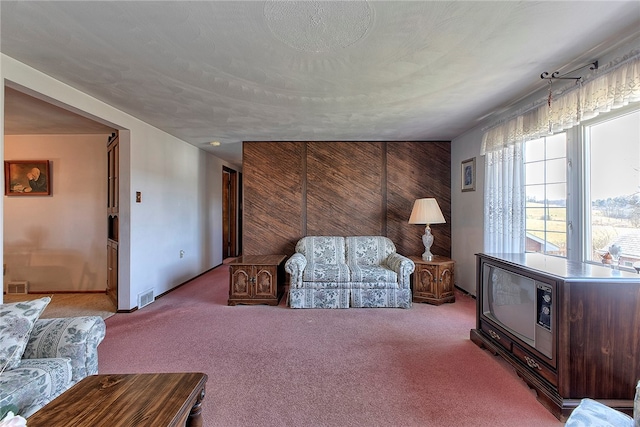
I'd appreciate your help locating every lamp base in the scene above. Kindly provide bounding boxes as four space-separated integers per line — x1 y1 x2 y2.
421 225 435 261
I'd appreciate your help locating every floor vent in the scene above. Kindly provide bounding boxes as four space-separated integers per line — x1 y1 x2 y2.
7 281 28 294
138 289 155 309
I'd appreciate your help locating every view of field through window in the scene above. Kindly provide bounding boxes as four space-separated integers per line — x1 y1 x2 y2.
587 110 640 268
524 134 567 256
523 109 640 270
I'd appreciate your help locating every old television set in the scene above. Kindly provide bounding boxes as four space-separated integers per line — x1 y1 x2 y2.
473 253 640 420
481 261 555 362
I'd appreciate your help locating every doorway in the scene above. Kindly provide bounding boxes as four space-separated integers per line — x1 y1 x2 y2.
223 166 241 259
2 85 116 314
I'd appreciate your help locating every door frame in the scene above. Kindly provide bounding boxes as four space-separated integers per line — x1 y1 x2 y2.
223 166 239 258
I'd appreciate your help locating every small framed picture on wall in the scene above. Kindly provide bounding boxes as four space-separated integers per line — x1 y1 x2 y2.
4 160 51 196
461 157 476 192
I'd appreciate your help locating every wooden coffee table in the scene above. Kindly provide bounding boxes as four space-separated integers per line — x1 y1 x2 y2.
28 372 207 426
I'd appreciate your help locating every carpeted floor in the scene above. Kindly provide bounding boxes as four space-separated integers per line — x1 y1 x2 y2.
97 265 563 427
3 292 115 319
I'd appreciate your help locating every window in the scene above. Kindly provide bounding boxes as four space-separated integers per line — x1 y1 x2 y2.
520 106 640 271
583 109 640 269
524 133 567 256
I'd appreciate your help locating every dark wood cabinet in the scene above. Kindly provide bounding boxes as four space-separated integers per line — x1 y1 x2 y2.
410 256 455 305
228 255 286 306
106 133 119 307
107 239 118 307
107 134 119 215
471 253 640 421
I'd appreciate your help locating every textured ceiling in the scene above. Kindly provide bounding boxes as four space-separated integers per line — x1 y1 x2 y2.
4 87 115 135
2 1 639 166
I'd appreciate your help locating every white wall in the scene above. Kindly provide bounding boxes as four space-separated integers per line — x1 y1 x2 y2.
4 134 108 292
1 54 236 308
451 128 485 295
127 129 228 299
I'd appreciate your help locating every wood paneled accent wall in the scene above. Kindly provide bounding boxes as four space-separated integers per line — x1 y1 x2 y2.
243 141 451 258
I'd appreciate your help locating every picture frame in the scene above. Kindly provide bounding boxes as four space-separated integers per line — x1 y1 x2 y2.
4 160 51 196
461 157 476 192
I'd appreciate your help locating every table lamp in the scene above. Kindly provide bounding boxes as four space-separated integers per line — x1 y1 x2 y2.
408 198 446 261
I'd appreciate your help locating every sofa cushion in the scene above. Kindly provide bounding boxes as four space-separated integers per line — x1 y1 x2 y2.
302 263 351 283
0 297 50 371
345 236 395 265
295 236 346 264
348 265 397 284
0 357 72 418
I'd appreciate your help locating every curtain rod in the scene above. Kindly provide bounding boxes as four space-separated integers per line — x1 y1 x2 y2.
540 61 598 82
482 48 640 132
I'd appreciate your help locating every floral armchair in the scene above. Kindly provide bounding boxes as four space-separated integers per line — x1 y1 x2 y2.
0 298 106 418
285 236 414 308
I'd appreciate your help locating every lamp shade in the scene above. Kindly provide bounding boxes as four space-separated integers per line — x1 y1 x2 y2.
408 198 446 225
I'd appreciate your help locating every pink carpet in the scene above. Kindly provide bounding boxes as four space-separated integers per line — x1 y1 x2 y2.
98 265 562 427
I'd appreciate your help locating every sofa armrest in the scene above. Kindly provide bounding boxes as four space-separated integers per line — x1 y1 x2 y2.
285 253 307 288
634 380 639 426
385 253 415 289
23 316 106 383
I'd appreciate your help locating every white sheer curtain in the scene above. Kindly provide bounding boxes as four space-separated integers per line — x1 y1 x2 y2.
481 49 640 253
483 143 525 253
482 52 640 154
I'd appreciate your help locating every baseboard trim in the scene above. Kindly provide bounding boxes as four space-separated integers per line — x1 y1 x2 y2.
20 290 108 295
454 285 476 299
119 263 225 313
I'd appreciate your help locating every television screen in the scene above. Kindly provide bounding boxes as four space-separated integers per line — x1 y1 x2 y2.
484 265 535 344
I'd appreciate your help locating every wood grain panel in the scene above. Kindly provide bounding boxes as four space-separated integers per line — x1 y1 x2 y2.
565 282 640 398
242 142 304 255
306 142 384 236
242 141 451 259
27 373 207 427
387 142 451 258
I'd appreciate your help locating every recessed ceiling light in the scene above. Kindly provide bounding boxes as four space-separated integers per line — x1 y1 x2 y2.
210 141 221 146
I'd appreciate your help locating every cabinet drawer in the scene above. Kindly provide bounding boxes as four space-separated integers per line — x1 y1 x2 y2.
512 344 557 386
480 320 513 352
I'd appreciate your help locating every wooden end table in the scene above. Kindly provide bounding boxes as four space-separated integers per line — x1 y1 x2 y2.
228 254 286 306
410 255 456 305
27 373 207 427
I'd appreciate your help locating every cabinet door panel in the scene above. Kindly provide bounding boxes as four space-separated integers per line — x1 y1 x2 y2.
254 266 275 298
416 265 437 298
440 266 454 298
231 268 251 297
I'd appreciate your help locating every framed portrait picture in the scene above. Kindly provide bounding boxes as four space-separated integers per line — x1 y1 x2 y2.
461 157 476 192
4 160 51 196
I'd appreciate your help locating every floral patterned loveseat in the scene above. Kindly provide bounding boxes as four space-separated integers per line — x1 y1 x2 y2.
285 236 415 308
0 297 106 418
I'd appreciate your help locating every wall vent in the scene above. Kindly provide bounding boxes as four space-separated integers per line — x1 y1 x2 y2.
137 289 155 309
7 281 28 294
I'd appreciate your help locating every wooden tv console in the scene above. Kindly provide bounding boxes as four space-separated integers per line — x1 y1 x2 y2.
471 253 640 421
